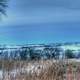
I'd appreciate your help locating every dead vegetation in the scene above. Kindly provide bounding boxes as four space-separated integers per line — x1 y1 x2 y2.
0 59 80 80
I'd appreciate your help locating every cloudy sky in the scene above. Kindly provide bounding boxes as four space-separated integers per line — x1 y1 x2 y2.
0 0 80 44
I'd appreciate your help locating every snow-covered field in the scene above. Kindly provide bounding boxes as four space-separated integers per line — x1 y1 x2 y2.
61 44 80 51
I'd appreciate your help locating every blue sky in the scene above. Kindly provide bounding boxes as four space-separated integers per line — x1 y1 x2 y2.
0 0 80 44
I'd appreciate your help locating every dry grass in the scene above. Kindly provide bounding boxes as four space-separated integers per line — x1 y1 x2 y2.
0 59 80 80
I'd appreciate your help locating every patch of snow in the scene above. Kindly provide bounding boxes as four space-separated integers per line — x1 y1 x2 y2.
0 70 3 80
61 45 80 51
34 47 45 50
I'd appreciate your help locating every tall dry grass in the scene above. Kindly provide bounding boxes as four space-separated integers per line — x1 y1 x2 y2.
0 59 80 80
0 60 66 80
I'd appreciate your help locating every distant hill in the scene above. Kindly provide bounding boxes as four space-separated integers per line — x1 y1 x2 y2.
0 43 80 60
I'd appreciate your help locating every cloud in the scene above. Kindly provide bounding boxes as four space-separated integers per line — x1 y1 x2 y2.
1 0 80 26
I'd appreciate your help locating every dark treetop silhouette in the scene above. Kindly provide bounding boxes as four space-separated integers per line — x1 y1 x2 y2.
0 0 8 15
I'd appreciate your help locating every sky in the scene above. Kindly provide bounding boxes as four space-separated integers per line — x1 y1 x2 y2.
0 0 80 44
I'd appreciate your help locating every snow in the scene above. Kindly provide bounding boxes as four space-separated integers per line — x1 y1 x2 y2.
34 47 45 50
61 45 80 51
0 70 2 80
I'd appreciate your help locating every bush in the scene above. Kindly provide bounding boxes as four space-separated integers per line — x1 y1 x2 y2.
65 49 75 59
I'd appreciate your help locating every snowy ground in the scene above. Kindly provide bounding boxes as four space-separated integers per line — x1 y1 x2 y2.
0 70 2 80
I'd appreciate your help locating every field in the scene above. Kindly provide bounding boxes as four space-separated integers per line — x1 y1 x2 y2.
0 59 80 80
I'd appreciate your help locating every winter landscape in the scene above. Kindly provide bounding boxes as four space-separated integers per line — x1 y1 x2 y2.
0 0 80 80
0 43 80 80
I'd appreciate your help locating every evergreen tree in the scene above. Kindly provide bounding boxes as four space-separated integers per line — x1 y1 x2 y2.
65 49 75 58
